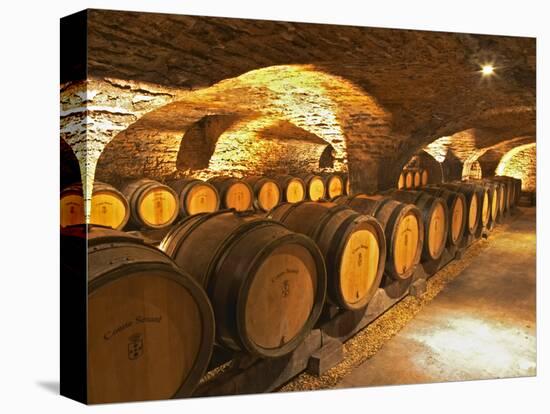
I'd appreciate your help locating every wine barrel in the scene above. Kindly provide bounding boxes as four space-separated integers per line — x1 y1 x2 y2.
438 183 480 237
208 177 254 212
494 176 522 209
243 176 282 212
513 177 522 206
344 175 351 195
494 179 506 220
473 180 499 227
268 201 386 310
273 175 306 203
465 182 490 229
490 176 511 212
413 170 421 188
421 169 429 187
298 174 326 201
389 190 449 262
322 173 345 199
61 226 215 404
169 178 220 217
160 211 326 358
60 181 130 230
497 177 512 212
397 172 405 190
122 179 179 229
336 194 423 280
60 183 85 228
405 171 414 189
494 181 506 218
421 187 466 247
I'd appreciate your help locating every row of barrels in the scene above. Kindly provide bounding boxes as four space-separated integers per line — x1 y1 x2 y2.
398 168 429 189
60 173 351 231
63 175 520 403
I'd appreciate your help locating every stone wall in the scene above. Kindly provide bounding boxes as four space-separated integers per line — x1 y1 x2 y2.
60 10 536 205
498 144 536 191
404 151 444 185
467 161 483 180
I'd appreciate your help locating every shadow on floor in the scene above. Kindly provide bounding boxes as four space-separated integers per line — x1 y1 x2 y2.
36 380 60 395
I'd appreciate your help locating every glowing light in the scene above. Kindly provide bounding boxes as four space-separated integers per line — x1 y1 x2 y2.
408 315 536 380
424 136 452 163
496 143 536 190
481 64 495 76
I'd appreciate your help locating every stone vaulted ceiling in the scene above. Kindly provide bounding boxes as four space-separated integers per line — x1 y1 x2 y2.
60 9 536 201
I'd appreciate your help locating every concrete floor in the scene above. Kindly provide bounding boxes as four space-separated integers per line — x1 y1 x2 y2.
337 208 536 388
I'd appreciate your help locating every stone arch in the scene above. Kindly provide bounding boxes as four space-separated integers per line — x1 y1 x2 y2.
173 114 242 171
66 11 535 206
319 144 336 169
461 135 535 180
60 137 81 189
496 143 536 191
375 103 536 191
402 150 444 185
466 160 482 180
95 64 392 188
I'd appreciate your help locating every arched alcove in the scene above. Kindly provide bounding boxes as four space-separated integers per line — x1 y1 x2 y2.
319 145 336 169
496 143 536 191
402 150 444 185
60 137 81 189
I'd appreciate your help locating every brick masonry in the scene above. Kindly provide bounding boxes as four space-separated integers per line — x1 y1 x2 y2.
60 10 536 205
497 144 536 191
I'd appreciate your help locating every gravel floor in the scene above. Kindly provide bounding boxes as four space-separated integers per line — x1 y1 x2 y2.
196 216 516 394
277 223 514 392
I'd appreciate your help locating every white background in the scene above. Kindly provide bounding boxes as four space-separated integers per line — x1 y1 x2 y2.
0 0 547 412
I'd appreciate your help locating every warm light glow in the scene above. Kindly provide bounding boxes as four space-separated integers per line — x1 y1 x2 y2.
424 136 452 163
496 143 536 190
408 315 536 380
481 64 495 76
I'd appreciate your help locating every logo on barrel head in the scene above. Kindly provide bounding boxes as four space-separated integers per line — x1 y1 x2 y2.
128 333 144 360
281 280 290 297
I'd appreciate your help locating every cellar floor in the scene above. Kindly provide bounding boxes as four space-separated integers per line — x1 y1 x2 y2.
337 207 537 388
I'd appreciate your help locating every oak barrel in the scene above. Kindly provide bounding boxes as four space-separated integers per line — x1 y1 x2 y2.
60 181 130 230
344 174 351 195
438 183 480 236
160 211 326 358
490 176 511 212
298 174 326 201
122 179 179 229
493 176 521 209
60 183 85 228
61 226 215 404
421 187 466 247
322 173 345 199
492 182 506 221
208 176 254 212
389 190 449 261
397 172 405 189
472 180 500 227
269 201 386 310
493 181 506 218
413 170 421 188
405 171 414 189
168 178 220 217
513 177 522 206
243 176 282 212
273 175 306 203
169 178 220 217
336 194 423 280
462 182 490 229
